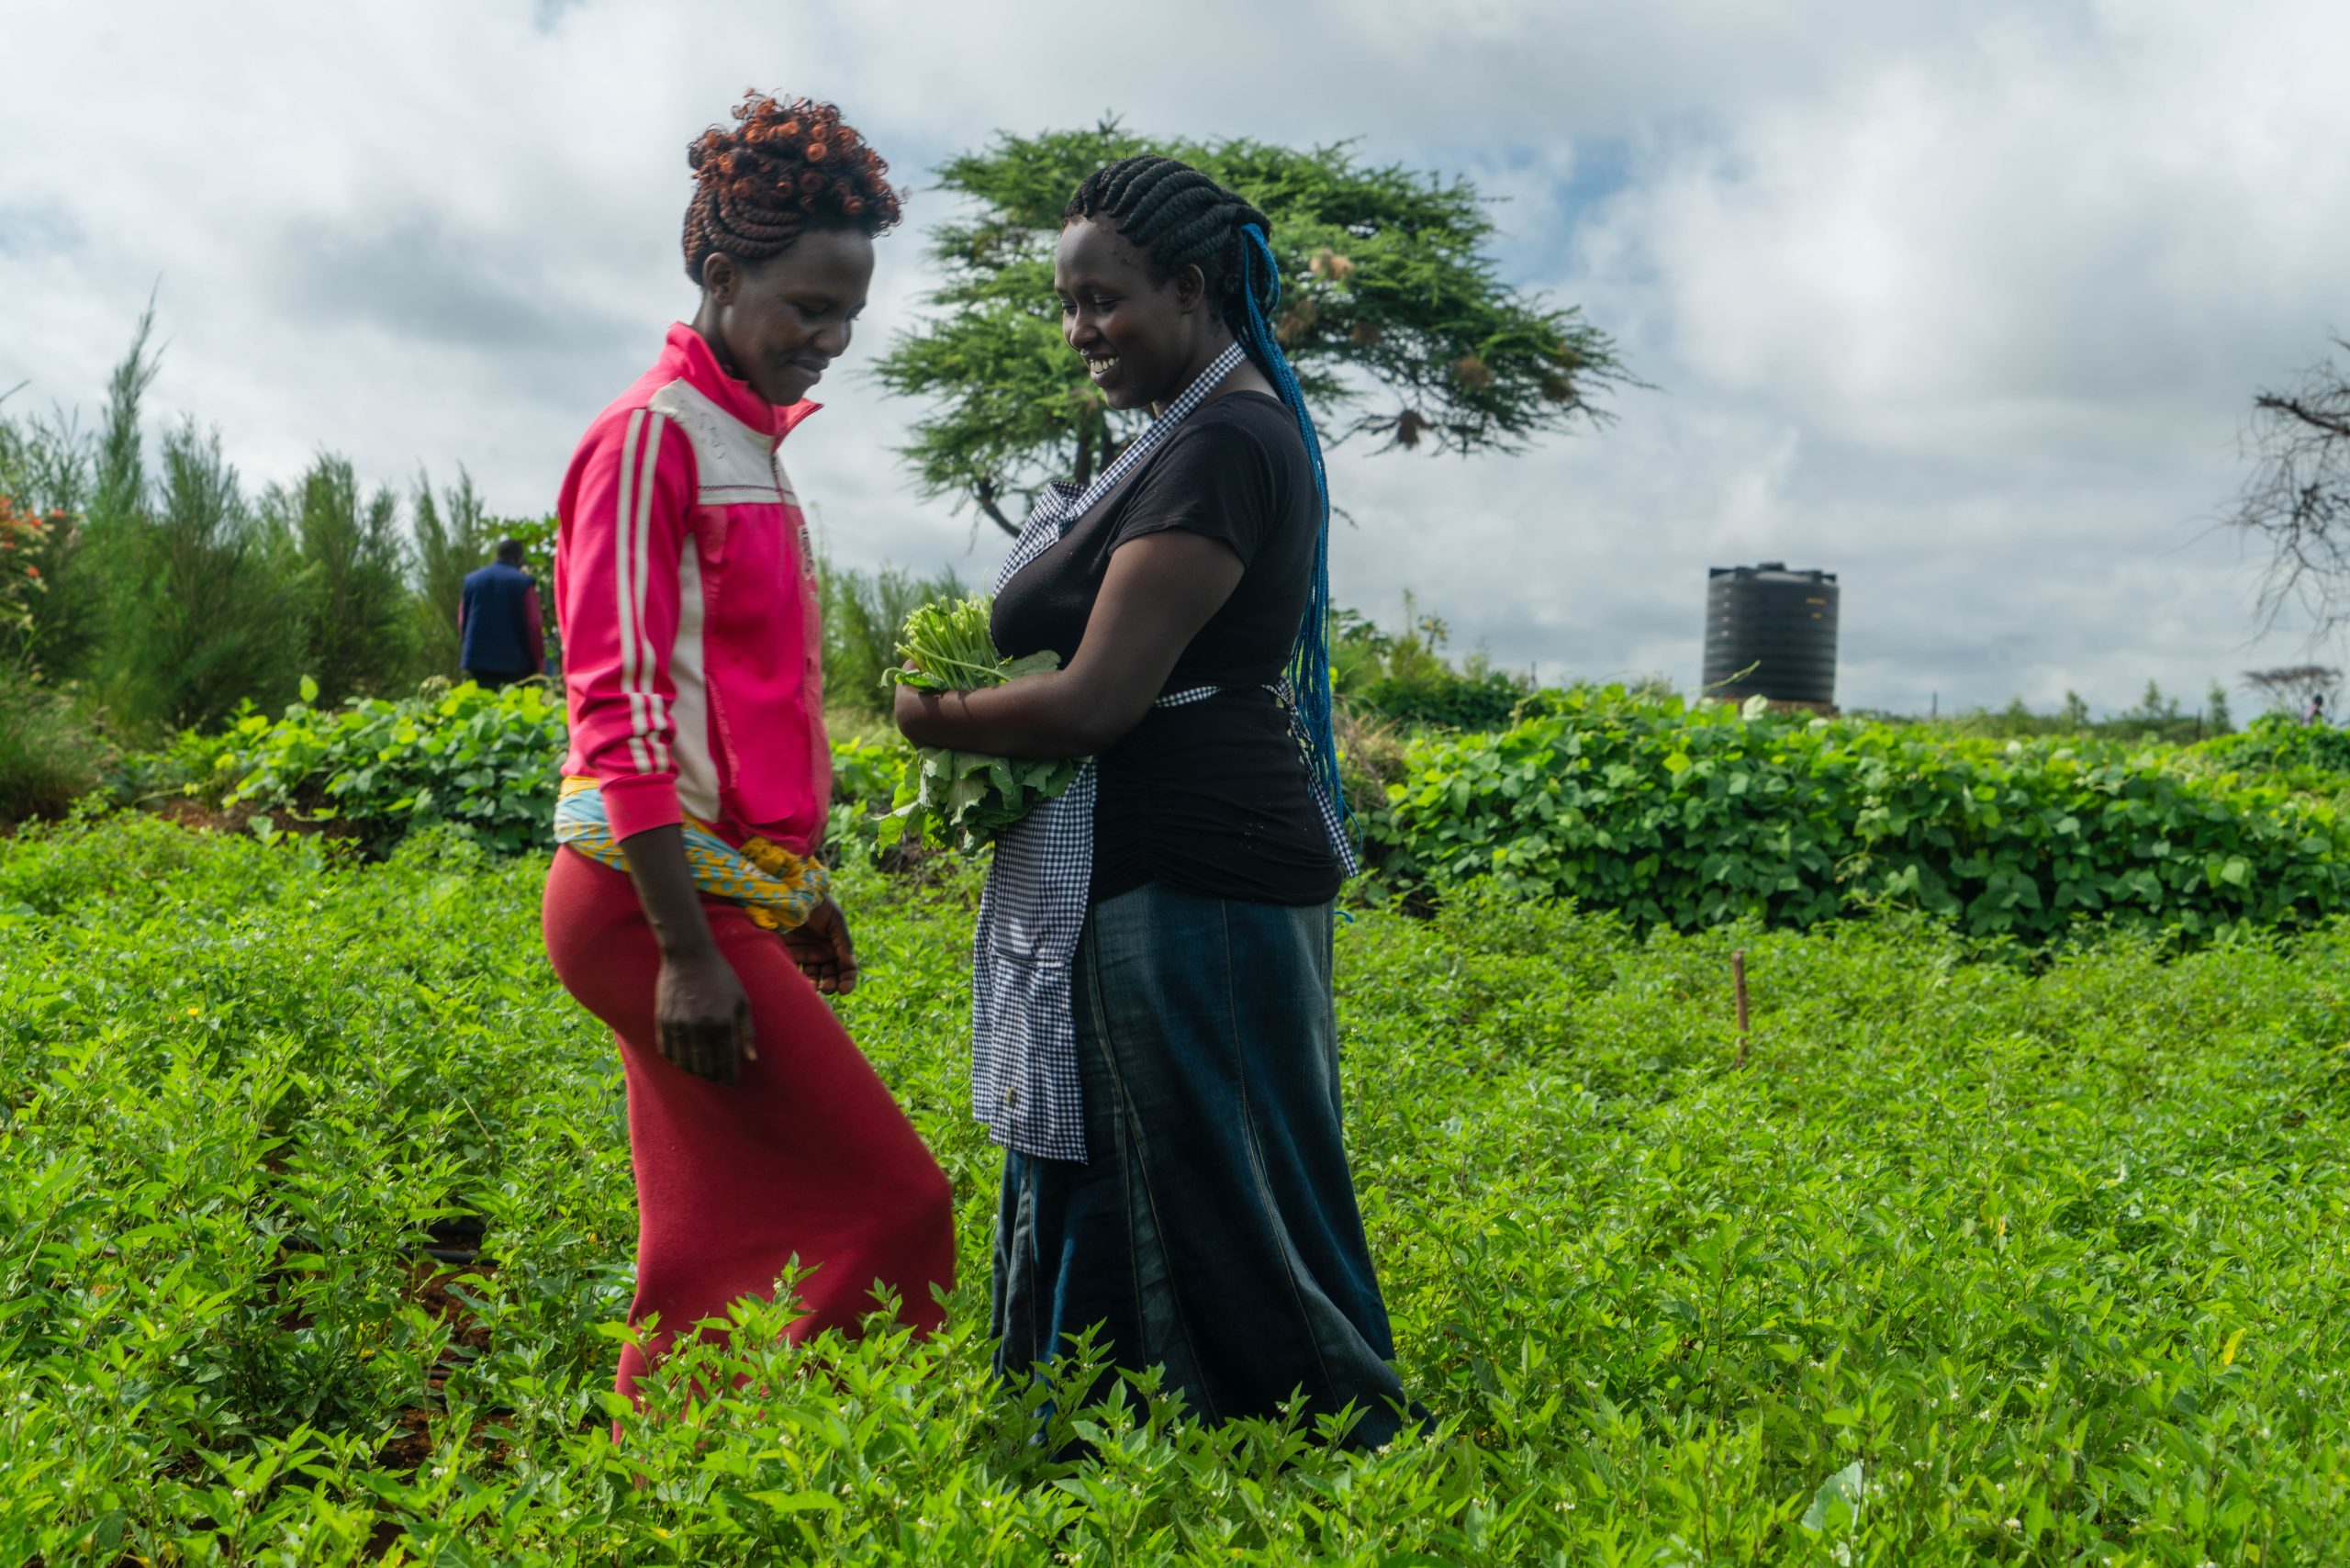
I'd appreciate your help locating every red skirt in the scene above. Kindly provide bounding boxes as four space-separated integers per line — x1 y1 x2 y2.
542 847 954 1404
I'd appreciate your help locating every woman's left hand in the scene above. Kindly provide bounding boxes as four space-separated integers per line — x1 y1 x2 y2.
783 895 860 995
890 532 1244 758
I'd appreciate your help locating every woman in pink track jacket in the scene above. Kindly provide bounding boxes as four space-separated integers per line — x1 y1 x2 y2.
542 93 952 1410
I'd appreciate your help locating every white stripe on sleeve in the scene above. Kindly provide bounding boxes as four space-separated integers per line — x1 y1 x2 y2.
614 410 654 774
632 412 671 772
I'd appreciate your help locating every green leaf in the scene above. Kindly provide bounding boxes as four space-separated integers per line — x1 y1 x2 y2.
998 650 1064 680
1800 1459 1866 1535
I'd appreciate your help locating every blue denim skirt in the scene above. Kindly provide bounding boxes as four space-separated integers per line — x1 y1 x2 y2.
991 882 1415 1448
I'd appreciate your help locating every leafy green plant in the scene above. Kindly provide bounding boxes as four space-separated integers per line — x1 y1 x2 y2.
825 732 910 864
5 813 2350 1561
206 678 566 854
2196 711 2350 778
878 594 1079 853
1333 599 1533 732
1354 666 1529 732
1373 683 2350 941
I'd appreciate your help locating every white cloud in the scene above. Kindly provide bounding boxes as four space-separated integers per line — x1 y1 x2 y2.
4 0 2346 714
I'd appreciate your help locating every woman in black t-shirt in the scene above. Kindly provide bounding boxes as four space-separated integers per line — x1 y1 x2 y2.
895 156 1416 1447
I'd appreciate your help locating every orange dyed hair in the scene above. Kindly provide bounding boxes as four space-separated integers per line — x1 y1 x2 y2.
681 92 902 283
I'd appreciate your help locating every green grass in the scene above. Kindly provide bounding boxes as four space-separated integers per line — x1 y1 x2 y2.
4 813 2348 1562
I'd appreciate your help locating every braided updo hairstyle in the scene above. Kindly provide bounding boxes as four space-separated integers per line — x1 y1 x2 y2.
682 92 903 285
1063 155 1350 843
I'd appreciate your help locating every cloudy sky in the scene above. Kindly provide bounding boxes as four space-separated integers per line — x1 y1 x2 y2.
5 0 2345 715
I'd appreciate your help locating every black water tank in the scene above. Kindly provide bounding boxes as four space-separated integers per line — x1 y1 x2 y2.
1702 562 1840 707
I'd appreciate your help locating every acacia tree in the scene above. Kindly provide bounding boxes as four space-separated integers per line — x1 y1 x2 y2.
871 124 1628 536
2245 665 2339 717
2230 337 2350 636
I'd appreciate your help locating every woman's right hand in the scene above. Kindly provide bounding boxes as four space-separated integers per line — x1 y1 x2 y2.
618 822 756 1084
655 945 756 1084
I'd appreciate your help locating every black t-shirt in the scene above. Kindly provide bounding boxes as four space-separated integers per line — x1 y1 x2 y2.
991 391 1343 906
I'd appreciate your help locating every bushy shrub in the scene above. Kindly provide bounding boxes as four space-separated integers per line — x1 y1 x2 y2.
204 678 566 854
20 310 554 734
166 669 2350 949
2 394 103 683
177 685 919 863
97 419 308 733
1332 599 1532 732
1351 666 1528 731
2194 712 2350 778
825 732 909 864
1372 685 2350 941
0 494 63 674
0 676 106 823
266 456 415 704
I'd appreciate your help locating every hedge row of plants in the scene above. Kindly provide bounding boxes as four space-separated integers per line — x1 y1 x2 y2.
145 681 917 862
160 679 570 856
129 678 2350 946
1374 685 2350 941
2196 711 2350 781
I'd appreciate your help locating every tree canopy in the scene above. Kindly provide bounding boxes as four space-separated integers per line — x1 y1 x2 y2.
870 124 1630 535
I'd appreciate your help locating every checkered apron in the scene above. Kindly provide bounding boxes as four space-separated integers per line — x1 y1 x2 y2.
970 344 1356 1160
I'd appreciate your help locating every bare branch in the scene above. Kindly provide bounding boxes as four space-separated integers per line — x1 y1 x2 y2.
2255 393 2350 444
2226 337 2350 642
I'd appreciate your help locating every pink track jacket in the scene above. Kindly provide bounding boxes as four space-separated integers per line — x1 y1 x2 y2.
556 323 831 854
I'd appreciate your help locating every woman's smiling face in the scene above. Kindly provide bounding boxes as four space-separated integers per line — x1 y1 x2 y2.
1054 217 1206 411
703 225 875 408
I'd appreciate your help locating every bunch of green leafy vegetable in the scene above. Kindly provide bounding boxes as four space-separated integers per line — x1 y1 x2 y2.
878 594 1079 853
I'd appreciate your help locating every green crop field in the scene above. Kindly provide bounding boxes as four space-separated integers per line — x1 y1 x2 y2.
6 812 2349 1564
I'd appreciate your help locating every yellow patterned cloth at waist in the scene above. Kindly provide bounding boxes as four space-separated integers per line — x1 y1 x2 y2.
554 776 829 932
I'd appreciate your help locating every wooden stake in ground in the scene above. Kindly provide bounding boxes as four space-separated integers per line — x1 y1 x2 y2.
1731 948 1751 1068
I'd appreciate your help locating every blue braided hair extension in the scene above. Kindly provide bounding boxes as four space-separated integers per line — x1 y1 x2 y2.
1233 223 1348 837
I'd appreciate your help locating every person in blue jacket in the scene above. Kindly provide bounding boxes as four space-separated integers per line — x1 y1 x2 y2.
458 539 546 689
